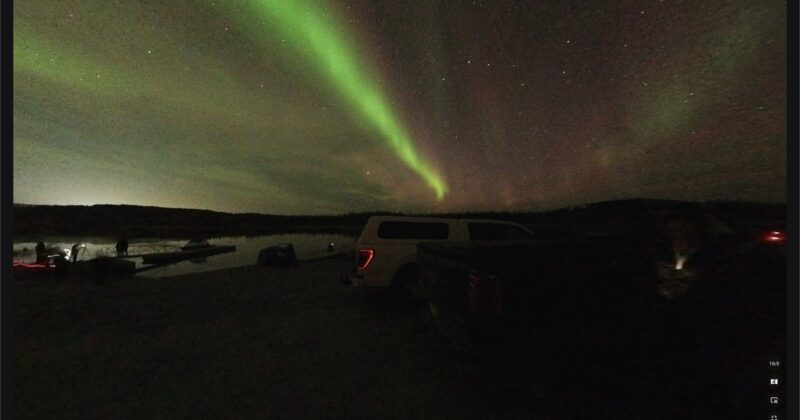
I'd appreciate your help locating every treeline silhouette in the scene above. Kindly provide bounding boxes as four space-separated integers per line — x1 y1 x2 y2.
12 199 785 239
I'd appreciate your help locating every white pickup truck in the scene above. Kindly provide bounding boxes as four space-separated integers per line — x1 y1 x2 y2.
350 215 534 307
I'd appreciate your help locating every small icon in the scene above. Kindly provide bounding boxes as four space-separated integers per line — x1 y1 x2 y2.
769 396 779 404
770 378 779 385
770 415 778 420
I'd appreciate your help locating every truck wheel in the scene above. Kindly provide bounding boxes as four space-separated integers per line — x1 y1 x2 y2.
429 306 479 357
393 265 424 312
418 270 480 357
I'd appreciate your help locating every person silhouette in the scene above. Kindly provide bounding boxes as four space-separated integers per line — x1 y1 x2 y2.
71 244 82 263
35 242 47 264
116 236 129 256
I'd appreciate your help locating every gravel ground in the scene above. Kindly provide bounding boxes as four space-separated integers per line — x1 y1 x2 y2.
13 254 784 419
14 257 552 419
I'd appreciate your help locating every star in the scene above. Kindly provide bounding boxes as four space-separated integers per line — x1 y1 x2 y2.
11 0 787 214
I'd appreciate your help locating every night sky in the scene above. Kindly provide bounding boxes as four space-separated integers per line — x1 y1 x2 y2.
13 0 787 214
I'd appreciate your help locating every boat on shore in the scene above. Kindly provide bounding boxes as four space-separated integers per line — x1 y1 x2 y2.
12 257 135 281
12 261 56 273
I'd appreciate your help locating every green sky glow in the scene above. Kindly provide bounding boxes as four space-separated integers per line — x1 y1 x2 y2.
228 0 448 200
628 3 780 141
12 1 785 213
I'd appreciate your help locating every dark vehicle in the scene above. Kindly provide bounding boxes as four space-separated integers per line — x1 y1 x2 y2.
257 243 299 268
417 201 785 418
418 237 657 352
181 238 212 251
418 200 784 349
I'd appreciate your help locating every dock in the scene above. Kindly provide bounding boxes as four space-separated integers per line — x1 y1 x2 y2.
121 245 237 265
13 245 238 281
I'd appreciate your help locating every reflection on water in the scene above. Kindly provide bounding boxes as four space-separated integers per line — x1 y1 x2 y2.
13 234 355 278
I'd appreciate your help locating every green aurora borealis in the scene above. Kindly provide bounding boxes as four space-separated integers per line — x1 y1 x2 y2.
221 0 448 200
13 0 786 214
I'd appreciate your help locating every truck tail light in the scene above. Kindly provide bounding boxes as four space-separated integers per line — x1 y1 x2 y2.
492 275 503 315
357 248 375 270
467 272 503 315
468 273 480 312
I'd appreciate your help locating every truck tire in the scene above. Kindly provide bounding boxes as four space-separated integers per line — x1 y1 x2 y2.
392 264 424 312
420 271 483 358
428 303 480 357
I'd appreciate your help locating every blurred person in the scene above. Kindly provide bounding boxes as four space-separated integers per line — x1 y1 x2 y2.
71 244 82 263
54 251 70 281
35 241 46 264
116 236 129 256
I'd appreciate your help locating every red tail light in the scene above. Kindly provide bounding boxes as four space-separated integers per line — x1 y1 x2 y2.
492 275 503 315
761 230 786 244
468 273 479 312
357 249 375 270
467 272 503 315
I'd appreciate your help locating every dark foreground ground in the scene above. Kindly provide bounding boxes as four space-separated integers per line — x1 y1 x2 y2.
13 254 785 419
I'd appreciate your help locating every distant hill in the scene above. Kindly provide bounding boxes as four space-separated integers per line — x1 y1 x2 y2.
11 204 380 239
11 199 785 239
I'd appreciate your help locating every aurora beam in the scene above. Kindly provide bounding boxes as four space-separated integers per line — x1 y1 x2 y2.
227 0 448 200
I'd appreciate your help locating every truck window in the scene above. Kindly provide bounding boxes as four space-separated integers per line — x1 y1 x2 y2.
377 221 450 239
468 223 534 241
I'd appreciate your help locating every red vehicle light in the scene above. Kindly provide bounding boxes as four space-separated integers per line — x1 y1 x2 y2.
761 230 786 244
467 273 480 312
492 275 503 315
356 249 375 270
467 272 503 315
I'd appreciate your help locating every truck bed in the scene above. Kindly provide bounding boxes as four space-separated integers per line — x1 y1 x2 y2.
418 235 784 369
419 238 658 343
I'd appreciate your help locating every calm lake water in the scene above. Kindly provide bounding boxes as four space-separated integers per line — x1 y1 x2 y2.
13 234 356 278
